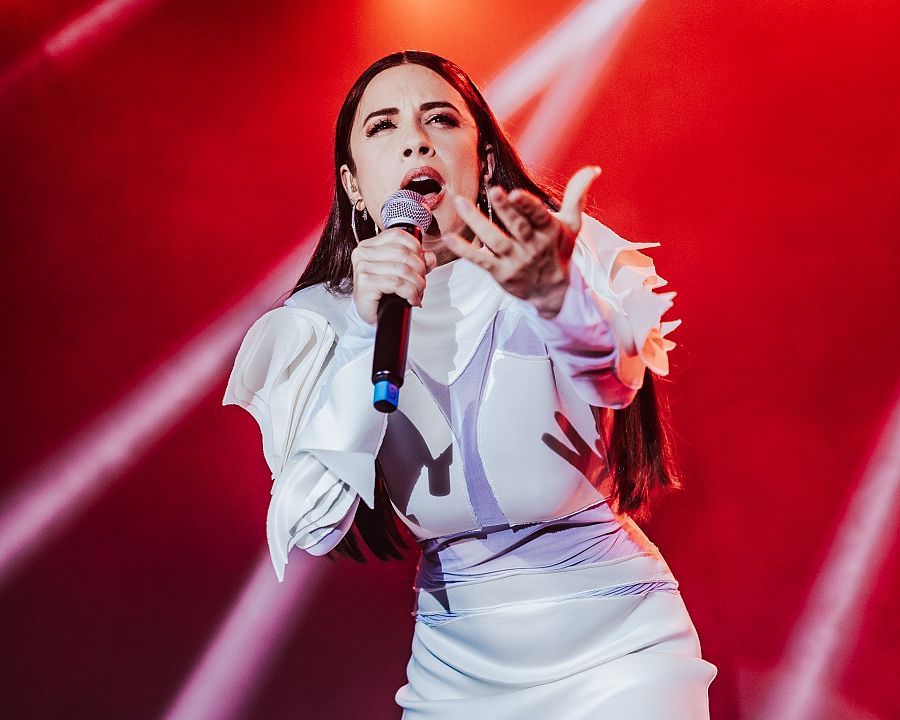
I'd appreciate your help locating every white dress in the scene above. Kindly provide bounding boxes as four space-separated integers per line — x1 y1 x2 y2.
224 214 717 717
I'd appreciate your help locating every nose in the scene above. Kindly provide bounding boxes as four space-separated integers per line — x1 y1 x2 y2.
402 126 434 159
403 144 432 157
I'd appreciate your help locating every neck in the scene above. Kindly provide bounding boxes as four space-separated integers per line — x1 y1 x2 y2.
424 225 478 267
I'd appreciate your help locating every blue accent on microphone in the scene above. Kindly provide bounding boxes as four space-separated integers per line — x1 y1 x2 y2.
373 379 400 413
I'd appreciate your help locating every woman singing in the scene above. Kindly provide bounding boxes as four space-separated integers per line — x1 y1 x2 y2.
225 50 716 718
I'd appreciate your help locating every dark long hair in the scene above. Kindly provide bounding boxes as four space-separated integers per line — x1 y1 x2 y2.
291 51 679 561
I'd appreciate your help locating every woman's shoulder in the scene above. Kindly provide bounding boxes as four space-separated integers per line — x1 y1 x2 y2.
224 284 349 415
230 283 350 378
282 282 353 335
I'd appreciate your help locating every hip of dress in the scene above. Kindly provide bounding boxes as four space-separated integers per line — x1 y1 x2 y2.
397 555 717 719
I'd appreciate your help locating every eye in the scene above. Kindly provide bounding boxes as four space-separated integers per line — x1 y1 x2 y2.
426 113 459 128
365 118 395 137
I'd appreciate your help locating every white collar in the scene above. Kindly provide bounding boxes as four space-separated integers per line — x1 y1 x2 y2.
408 255 504 385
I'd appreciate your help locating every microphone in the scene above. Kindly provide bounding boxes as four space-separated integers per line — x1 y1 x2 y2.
372 190 433 413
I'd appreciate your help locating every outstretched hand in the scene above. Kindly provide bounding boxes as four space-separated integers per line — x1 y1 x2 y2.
441 165 601 318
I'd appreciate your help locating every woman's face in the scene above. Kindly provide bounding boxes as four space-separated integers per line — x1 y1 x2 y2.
342 64 488 258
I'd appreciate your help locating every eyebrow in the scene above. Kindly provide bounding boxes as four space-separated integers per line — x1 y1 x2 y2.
361 101 461 126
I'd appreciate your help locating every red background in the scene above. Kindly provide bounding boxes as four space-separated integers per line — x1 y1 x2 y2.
1 1 898 717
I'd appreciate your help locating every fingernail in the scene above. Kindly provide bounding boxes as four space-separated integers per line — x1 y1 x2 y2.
453 195 470 212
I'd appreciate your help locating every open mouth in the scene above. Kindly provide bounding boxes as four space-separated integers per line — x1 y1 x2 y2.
401 167 445 210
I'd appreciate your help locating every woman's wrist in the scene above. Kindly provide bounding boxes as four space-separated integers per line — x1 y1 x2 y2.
528 259 572 319
344 298 376 338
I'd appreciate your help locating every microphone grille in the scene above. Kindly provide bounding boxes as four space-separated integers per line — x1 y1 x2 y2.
380 190 433 232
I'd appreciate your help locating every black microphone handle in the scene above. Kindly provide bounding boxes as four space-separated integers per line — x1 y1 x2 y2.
371 223 422 412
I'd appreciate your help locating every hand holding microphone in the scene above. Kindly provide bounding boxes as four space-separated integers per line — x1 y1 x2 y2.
349 190 434 412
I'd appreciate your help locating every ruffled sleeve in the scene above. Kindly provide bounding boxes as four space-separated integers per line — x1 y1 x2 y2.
576 213 679 375
518 212 680 408
223 304 388 581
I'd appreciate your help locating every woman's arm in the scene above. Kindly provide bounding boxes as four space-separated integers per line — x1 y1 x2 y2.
441 166 679 409
224 300 387 581
515 215 679 408
225 217 434 580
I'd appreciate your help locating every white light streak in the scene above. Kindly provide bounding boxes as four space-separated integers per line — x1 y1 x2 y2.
0 233 317 587
161 548 328 720
0 0 165 97
485 0 643 118
43 0 157 57
515 15 637 167
753 386 900 720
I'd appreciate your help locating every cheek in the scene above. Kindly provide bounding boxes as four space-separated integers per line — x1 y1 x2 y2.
446 153 480 198
357 165 392 220
464 151 484 198
436 150 480 230
349 142 387 197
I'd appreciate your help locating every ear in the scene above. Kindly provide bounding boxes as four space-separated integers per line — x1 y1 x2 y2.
482 144 496 185
340 164 362 206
